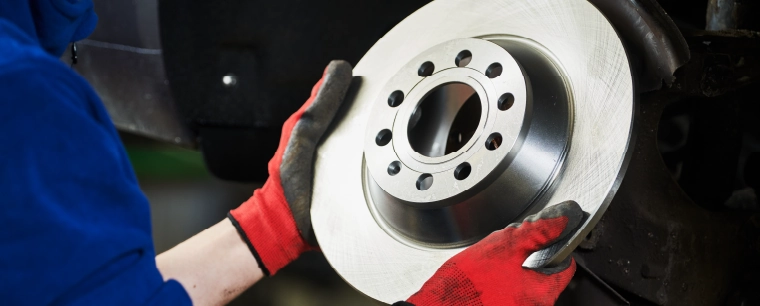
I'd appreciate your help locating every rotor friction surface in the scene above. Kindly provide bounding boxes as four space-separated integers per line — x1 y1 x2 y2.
311 0 634 303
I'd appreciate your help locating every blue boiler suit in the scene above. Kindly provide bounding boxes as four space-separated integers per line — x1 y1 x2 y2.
0 1 192 304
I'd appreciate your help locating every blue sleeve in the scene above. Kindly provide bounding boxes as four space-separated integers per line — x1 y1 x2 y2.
0 57 192 305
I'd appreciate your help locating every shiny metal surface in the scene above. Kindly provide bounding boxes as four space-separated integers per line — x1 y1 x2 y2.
311 0 635 303
364 38 570 246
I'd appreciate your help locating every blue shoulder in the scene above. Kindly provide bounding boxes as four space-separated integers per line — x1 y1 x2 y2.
0 21 190 305
0 42 98 115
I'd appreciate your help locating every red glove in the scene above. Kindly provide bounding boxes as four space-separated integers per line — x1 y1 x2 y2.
398 201 584 306
227 61 352 276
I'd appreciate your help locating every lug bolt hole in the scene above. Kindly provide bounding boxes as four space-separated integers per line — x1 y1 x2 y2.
454 163 471 180
416 173 434 190
485 133 502 151
376 129 392 146
388 90 405 107
418 61 435 77
498 93 514 111
486 63 503 78
388 161 401 176
455 50 473 67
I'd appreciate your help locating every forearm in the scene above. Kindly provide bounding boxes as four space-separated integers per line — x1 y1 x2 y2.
153 61 351 305
156 219 264 306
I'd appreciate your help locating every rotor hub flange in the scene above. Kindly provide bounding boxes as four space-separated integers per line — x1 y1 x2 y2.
364 38 571 246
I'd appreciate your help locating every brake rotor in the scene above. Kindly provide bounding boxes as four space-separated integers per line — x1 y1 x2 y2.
312 0 635 303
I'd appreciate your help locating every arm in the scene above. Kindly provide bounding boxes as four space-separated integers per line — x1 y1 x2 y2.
156 219 263 306
156 60 353 305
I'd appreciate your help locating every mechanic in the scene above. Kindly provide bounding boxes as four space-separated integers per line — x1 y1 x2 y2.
0 1 582 305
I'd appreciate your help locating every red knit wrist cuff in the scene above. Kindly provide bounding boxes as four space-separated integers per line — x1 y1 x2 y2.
228 180 312 276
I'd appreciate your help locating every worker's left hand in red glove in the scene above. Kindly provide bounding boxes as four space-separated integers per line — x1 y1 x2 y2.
395 201 584 306
227 60 353 276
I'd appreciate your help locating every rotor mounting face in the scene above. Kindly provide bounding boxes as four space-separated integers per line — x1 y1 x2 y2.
311 0 635 303
364 38 571 246
366 39 526 200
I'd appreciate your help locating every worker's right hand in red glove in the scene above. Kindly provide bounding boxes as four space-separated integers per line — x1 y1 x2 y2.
396 200 584 306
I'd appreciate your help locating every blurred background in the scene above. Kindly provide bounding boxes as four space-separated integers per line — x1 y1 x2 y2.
121 132 380 305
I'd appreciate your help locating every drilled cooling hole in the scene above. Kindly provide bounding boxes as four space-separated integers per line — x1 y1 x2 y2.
418 61 435 76
454 162 472 180
388 90 405 107
416 173 434 190
486 63 503 78
388 161 401 176
455 50 473 67
498 93 514 111
376 129 392 146
485 133 502 150
408 82 482 157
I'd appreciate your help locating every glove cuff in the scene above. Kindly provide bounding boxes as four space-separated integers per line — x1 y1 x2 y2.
228 179 312 276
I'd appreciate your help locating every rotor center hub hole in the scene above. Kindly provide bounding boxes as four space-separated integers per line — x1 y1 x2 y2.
407 82 482 158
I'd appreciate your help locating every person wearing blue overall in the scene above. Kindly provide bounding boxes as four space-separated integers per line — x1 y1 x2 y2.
0 1 583 305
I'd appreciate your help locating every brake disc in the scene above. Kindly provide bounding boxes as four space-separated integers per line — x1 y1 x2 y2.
311 0 635 303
